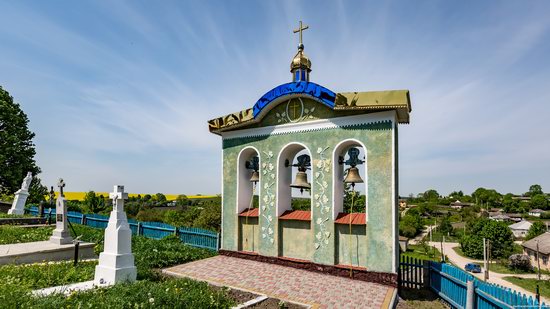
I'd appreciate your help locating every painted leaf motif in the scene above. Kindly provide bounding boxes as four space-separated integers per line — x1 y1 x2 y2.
310 107 315 112
324 231 331 238
262 234 266 238
324 238 329 245
270 238 274 244
314 242 320 249
316 232 322 240
304 108 309 114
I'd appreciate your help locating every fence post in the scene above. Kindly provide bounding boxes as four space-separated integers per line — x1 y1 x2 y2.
81 214 86 225
137 222 142 236
217 232 221 251
466 280 475 309
423 260 430 288
173 227 178 236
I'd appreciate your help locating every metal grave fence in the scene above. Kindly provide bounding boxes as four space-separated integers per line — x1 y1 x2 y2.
26 206 219 251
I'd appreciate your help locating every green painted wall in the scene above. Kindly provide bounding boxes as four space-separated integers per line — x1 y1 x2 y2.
238 217 259 252
279 220 313 260
220 99 396 273
335 224 367 267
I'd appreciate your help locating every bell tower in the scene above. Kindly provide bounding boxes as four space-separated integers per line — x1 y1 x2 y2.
208 21 411 286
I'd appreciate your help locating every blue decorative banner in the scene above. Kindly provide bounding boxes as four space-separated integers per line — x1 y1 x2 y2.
252 82 336 118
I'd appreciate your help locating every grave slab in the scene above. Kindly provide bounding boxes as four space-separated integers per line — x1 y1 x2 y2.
32 280 96 297
0 241 96 265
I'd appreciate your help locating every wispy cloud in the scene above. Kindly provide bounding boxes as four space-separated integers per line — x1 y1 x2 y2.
0 1 549 195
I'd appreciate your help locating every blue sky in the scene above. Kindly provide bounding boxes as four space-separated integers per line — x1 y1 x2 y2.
1 1 549 196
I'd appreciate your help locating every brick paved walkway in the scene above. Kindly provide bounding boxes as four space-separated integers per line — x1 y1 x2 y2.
163 256 395 308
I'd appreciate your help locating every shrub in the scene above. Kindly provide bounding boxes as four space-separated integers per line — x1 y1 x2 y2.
136 208 165 222
525 221 547 240
508 254 532 272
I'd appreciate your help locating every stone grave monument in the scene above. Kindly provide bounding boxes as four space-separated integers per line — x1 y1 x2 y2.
49 178 73 245
8 172 32 215
94 185 137 285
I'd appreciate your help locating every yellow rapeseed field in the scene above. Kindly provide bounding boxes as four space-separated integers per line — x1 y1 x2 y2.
51 192 217 201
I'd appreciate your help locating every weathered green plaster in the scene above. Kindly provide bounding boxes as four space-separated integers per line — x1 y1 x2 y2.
279 220 313 260
221 99 396 273
238 217 259 252
335 224 367 267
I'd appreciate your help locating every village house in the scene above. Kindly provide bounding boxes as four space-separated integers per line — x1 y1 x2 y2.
528 209 545 217
449 200 473 210
522 233 550 272
509 220 532 238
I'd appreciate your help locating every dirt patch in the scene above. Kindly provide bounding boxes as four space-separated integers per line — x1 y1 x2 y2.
397 288 448 309
247 298 306 308
211 285 307 308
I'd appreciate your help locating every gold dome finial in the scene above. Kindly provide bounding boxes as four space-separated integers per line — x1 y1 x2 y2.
291 21 311 81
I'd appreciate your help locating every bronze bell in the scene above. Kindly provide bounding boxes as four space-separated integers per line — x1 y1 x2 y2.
249 170 260 183
344 166 364 185
290 171 311 193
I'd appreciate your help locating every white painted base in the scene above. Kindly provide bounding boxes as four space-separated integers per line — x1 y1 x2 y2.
94 254 137 285
8 190 29 215
50 229 73 245
93 207 137 286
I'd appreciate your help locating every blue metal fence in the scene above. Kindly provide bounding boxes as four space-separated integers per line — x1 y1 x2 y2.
26 206 219 251
428 261 547 309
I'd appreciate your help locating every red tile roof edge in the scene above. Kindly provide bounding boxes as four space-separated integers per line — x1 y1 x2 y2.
238 208 259 217
278 210 312 221
334 213 367 225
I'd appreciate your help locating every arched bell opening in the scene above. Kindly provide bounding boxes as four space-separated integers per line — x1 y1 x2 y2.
276 143 313 261
332 139 368 269
236 147 261 253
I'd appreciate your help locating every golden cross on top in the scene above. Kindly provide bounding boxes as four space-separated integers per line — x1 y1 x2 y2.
293 21 309 46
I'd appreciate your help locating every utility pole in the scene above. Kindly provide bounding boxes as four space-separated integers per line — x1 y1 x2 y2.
537 240 541 304
440 236 445 263
483 238 489 281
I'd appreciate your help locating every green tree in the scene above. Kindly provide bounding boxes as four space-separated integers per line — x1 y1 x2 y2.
472 187 502 208
175 194 189 207
439 214 454 236
530 194 549 210
525 221 547 240
82 191 105 213
0 86 41 195
27 176 48 204
194 203 222 232
423 189 440 202
461 218 514 259
526 184 543 197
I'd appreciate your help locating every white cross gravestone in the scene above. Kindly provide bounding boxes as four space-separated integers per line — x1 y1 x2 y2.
94 185 137 285
49 178 73 245
8 172 32 215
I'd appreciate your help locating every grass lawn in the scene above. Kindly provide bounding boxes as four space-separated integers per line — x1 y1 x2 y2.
402 244 443 261
0 223 228 307
503 277 550 299
0 261 97 289
0 225 53 244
